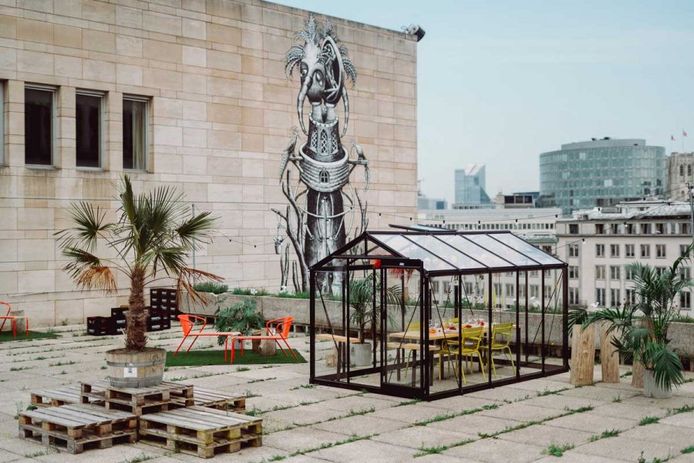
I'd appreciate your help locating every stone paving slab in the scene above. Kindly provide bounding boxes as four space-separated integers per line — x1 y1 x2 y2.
263 427 351 453
515 393 600 411
546 411 638 433
661 411 694 429
319 394 398 412
559 384 640 401
371 425 477 450
573 435 677 462
533 452 625 463
588 401 670 420
424 395 501 411
427 413 521 436
465 386 535 403
308 439 418 463
621 422 694 448
443 437 545 463
370 403 459 424
496 423 594 447
312 414 408 436
477 402 563 422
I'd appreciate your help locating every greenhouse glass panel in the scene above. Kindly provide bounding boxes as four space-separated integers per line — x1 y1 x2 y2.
464 234 537 266
491 233 563 266
371 234 456 271
438 235 513 269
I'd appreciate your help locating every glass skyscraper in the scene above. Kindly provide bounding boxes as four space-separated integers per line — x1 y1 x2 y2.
453 164 492 209
540 138 665 215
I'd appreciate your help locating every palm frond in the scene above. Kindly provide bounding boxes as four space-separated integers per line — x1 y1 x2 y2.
175 267 224 305
55 202 111 251
75 266 117 293
176 211 215 249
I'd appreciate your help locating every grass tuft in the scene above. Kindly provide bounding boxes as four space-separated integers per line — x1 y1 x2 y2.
589 429 620 442
544 443 574 457
639 416 660 426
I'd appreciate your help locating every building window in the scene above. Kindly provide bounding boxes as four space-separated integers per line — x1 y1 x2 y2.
625 244 635 258
610 244 620 257
596 288 606 306
530 285 539 298
569 287 579 305
610 223 619 234
610 265 620 280
640 223 651 234
596 244 605 257
610 288 621 307
76 91 103 168
682 223 690 235
568 243 579 258
679 267 691 281
123 96 148 170
596 265 606 279
655 266 666 276
656 244 666 259
689 165 692 177
569 266 579 279
505 284 514 297
569 224 579 234
625 266 635 280
25 85 55 165
681 244 691 257
681 165 685 176
680 291 691 309
625 223 635 234
641 244 650 258
625 288 636 306
595 224 605 234
655 223 665 235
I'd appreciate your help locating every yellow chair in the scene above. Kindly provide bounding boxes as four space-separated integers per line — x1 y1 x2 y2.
439 326 486 384
480 322 515 377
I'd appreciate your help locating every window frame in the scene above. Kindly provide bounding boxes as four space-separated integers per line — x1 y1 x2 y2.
75 89 106 170
122 94 150 172
24 83 57 167
655 244 666 259
640 244 650 258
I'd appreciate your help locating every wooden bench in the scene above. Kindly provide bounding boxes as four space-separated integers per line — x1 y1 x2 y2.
139 406 262 458
18 404 137 454
386 342 439 386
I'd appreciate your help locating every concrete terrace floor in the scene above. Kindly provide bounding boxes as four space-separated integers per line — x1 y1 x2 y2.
2 326 694 463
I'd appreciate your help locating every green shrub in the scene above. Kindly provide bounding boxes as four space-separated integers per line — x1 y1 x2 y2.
214 300 264 344
193 282 228 294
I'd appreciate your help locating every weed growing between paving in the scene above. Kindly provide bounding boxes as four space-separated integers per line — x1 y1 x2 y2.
589 429 620 442
682 446 694 454
414 439 475 457
544 443 574 457
639 416 660 426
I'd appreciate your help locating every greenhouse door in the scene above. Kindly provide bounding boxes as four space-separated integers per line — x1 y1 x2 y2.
379 264 425 398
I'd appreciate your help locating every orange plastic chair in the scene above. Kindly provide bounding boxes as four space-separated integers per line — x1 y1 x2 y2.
0 301 29 338
227 316 298 364
175 314 240 359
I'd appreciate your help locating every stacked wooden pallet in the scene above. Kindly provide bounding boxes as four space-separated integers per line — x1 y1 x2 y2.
171 387 246 412
23 381 256 457
139 406 262 458
18 404 137 454
81 380 194 415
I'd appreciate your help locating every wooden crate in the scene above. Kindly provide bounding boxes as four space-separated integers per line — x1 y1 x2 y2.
81 381 194 416
170 387 246 412
31 384 105 408
150 287 178 321
18 404 137 454
139 406 262 458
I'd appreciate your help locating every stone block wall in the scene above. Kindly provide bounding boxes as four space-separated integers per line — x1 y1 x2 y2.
0 0 418 325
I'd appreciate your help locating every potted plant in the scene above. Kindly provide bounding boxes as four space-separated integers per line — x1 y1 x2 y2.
57 175 218 387
214 299 265 352
348 273 401 366
584 246 692 398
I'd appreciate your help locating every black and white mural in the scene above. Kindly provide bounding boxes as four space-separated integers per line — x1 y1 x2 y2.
273 16 369 293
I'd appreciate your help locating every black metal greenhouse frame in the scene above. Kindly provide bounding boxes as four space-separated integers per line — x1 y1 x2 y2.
309 230 569 400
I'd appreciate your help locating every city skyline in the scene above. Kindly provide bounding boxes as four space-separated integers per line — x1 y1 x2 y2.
274 0 694 204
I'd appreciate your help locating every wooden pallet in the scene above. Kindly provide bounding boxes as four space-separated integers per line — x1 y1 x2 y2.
170 387 246 412
18 404 137 454
81 380 194 416
139 406 262 458
31 384 105 407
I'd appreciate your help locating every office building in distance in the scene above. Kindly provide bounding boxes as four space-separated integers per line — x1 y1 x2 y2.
540 138 666 215
453 164 492 209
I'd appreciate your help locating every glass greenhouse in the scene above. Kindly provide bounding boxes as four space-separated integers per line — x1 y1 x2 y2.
309 229 569 400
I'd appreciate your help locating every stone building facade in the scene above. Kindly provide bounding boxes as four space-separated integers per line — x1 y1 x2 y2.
0 0 419 325
667 152 694 201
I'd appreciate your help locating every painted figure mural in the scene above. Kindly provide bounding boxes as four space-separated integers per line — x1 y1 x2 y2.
273 16 369 293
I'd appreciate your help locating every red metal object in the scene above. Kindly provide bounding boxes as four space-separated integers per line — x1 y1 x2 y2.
372 259 382 269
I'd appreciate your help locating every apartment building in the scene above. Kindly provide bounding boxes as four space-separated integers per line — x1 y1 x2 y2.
556 200 693 310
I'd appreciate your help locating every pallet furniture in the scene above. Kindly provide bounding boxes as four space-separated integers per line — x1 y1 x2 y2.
18 404 137 454
31 384 105 407
226 316 297 364
171 387 246 412
86 306 171 336
138 406 262 458
81 380 194 416
150 287 179 321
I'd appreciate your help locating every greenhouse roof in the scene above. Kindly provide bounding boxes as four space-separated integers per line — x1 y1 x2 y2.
315 230 565 274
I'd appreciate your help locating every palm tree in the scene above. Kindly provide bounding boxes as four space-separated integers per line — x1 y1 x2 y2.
57 175 218 351
584 244 693 391
348 273 402 343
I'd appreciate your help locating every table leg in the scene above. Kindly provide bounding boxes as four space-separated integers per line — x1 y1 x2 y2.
411 351 417 387
396 348 401 381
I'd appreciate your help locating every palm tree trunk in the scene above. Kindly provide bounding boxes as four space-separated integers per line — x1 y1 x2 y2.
126 267 148 351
